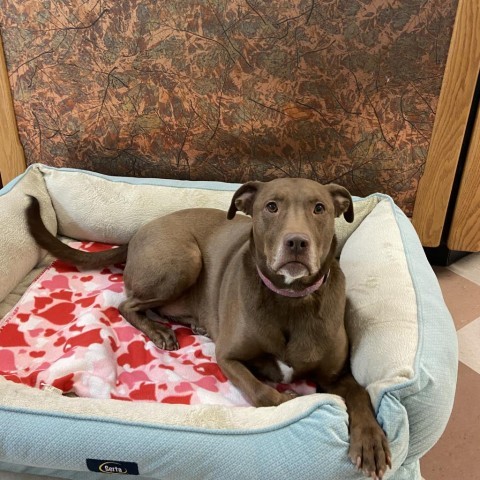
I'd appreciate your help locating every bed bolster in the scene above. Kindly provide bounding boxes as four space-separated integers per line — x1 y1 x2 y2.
0 166 57 303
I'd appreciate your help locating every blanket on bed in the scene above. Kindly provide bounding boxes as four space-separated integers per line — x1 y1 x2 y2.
0 242 315 406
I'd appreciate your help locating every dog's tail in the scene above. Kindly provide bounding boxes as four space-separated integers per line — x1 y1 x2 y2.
26 196 128 269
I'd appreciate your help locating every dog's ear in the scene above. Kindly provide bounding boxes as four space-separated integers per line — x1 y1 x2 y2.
227 181 262 219
326 184 354 223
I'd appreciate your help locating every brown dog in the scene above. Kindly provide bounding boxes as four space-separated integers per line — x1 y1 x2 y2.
26 178 390 478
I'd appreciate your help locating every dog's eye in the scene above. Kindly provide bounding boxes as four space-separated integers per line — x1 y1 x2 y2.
313 203 325 214
266 202 278 213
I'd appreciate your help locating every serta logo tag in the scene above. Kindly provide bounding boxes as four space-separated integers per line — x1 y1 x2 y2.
86 459 139 475
100 462 128 474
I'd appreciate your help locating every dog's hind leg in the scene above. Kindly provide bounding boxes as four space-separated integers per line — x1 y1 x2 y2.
120 232 203 350
119 297 181 350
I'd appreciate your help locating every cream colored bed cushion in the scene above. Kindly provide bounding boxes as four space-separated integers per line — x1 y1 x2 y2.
0 168 57 303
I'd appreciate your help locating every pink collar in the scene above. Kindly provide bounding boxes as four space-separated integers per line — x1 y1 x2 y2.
256 266 329 298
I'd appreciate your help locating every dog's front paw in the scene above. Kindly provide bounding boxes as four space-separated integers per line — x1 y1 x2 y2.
349 422 391 479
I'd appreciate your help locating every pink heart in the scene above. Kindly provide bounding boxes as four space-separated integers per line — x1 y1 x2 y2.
41 275 70 291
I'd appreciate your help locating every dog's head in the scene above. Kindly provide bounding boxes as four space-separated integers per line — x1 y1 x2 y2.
227 178 353 286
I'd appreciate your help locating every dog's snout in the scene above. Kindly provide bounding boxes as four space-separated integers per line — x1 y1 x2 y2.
284 234 310 254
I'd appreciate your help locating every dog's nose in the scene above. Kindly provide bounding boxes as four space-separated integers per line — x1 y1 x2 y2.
284 234 310 254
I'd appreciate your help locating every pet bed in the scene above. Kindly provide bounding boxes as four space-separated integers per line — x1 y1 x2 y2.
0 164 457 480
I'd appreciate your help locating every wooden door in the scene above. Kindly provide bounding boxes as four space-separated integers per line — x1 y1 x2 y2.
412 0 480 248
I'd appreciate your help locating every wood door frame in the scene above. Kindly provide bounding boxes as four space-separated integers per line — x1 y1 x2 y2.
447 99 480 251
0 34 26 187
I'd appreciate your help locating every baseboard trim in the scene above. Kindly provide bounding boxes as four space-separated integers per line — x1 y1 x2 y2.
424 245 470 266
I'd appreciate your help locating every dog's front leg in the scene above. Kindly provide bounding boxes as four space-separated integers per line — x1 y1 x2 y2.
217 356 296 407
321 371 391 479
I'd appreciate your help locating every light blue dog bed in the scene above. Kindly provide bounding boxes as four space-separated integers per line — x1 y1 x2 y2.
0 164 457 479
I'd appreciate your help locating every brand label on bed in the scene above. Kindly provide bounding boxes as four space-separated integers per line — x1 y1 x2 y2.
86 459 139 475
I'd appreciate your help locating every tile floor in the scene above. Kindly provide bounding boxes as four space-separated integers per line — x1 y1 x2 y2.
420 252 480 480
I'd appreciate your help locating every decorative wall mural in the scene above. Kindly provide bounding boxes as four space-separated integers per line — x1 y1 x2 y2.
0 0 458 214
